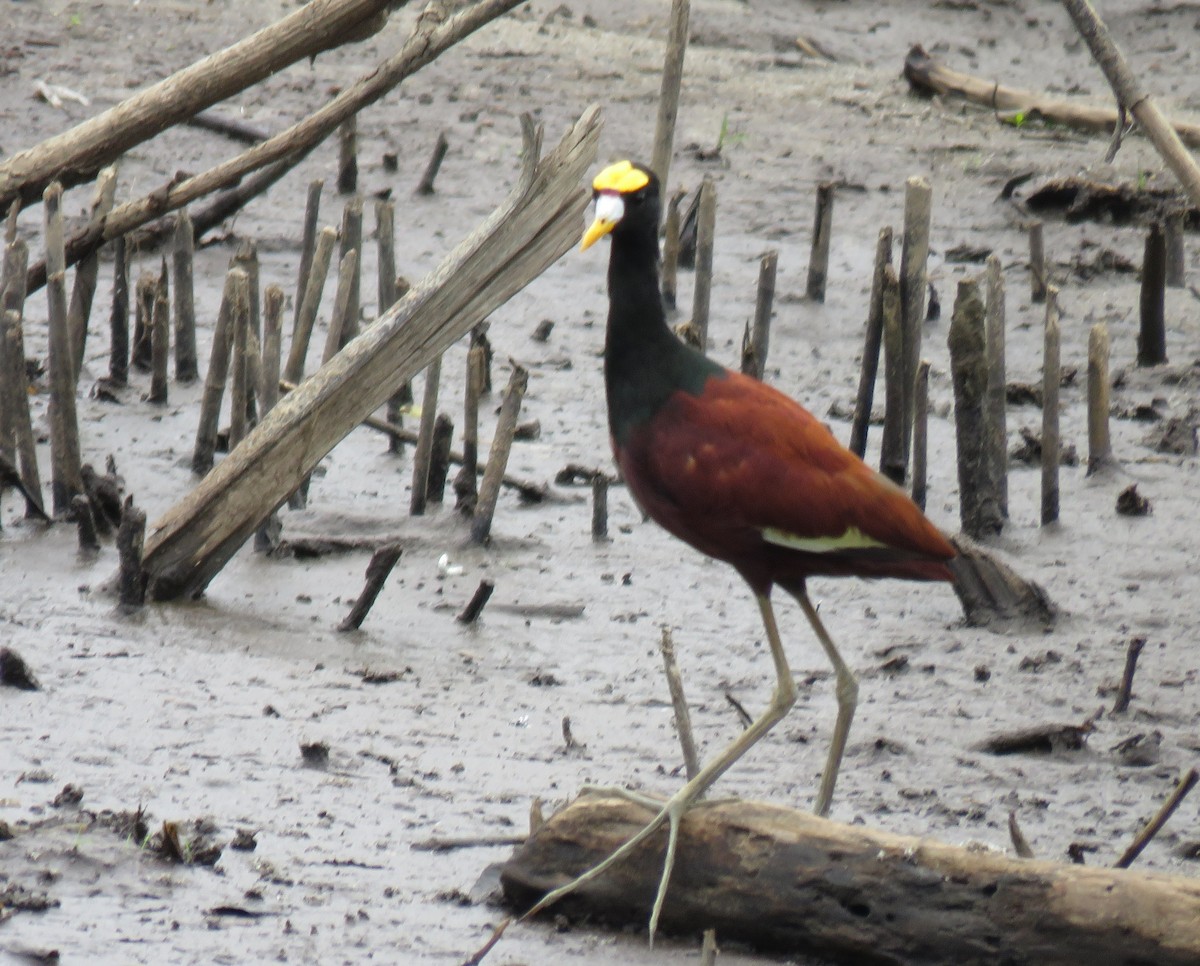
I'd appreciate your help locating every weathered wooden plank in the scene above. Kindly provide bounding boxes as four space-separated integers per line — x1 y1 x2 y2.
141 107 602 599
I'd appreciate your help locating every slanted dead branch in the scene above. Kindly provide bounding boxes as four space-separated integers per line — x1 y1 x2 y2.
23 0 526 295
0 0 403 209
140 107 602 600
904 44 1200 151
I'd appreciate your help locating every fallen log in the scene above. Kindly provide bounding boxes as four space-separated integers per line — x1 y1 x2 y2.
903 44 1200 150
140 107 601 600
501 794 1200 964
0 0 401 209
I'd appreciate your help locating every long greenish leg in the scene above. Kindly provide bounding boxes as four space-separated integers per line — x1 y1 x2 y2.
522 590 797 943
792 588 858 818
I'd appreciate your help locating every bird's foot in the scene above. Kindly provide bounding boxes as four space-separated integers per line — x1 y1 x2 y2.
520 785 705 945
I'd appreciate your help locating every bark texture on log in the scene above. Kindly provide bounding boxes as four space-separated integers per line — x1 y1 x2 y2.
502 795 1200 965
141 109 601 599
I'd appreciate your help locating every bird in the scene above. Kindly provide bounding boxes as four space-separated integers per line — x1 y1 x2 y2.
525 160 956 938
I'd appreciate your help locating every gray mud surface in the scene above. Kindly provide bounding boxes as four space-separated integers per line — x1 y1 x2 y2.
2 1 1199 962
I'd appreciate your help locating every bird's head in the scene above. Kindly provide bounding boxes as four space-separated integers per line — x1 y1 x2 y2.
581 160 661 250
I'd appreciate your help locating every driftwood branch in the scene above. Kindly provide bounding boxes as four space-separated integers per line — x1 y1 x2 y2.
0 0 402 209
904 44 1200 154
502 794 1200 964
140 106 602 600
1061 0 1200 207
23 0 526 295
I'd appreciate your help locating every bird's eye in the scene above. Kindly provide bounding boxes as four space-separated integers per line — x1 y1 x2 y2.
627 191 644 206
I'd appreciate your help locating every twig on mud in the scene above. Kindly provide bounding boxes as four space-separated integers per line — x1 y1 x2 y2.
1114 768 1199 869
456 579 495 625
1008 810 1036 858
1112 636 1146 714
725 691 753 730
338 542 403 631
659 628 700 782
411 834 525 853
458 916 511 966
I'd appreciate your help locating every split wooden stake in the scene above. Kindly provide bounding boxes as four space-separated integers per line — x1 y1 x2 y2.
376 198 397 320
1087 322 1113 474
427 412 454 504
650 0 691 196
1041 286 1061 526
67 166 117 380
295 179 323 328
471 363 529 544
45 182 83 515
337 115 358 195
323 248 359 364
338 542 403 631
228 272 252 448
283 225 337 384
72 493 100 552
879 264 906 484
454 344 486 512
692 176 716 353
899 176 932 461
337 196 363 346
457 578 495 624
377 199 411 454
109 235 129 386
172 210 199 381
805 182 834 302
415 131 449 196
193 268 246 475
1138 221 1168 366
659 627 699 782
911 359 930 512
661 191 682 311
117 497 147 610
132 272 156 373
254 285 285 552
1112 636 1145 715
850 226 893 457
984 254 1008 517
949 276 1001 539
233 241 261 425
410 355 442 516
1 244 42 515
1029 221 1047 304
591 474 608 540
741 249 777 379
147 267 170 404
2 307 44 518
1164 208 1185 287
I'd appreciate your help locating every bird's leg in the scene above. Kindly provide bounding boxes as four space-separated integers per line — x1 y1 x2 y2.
792 588 858 818
521 592 797 943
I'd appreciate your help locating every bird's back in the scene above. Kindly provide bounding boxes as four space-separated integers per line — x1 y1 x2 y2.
616 363 955 592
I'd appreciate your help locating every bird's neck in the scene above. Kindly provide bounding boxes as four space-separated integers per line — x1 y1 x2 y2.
603 232 723 446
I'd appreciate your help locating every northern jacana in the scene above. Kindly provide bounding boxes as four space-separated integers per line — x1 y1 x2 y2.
530 160 955 937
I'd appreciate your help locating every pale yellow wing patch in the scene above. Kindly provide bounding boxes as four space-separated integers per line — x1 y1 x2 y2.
761 525 888 554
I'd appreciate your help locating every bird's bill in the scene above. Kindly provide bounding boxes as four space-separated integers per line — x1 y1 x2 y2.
580 191 624 250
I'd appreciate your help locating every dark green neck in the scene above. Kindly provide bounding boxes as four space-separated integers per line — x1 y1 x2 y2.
603 230 724 446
